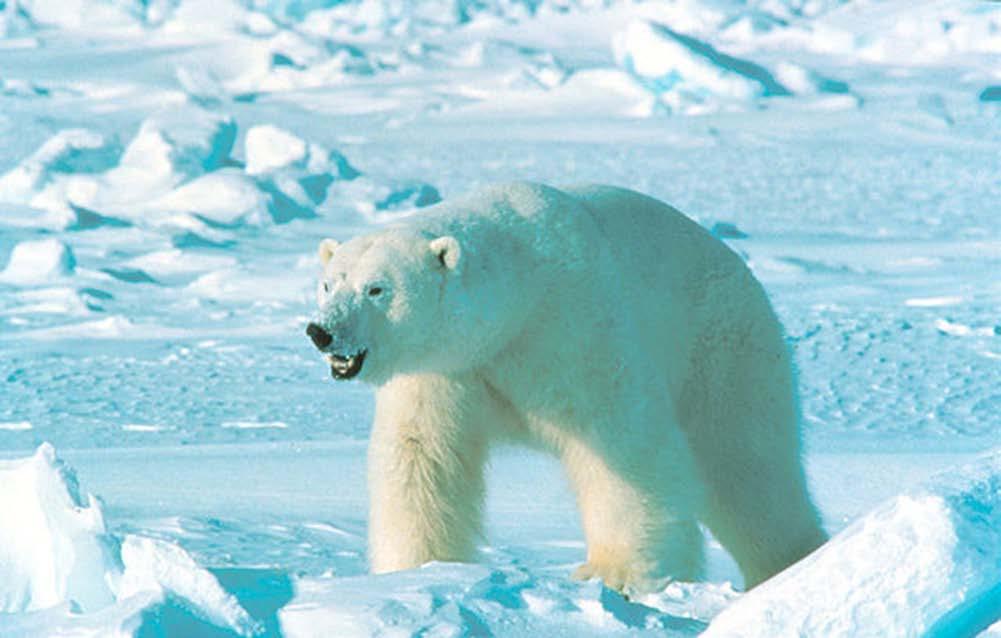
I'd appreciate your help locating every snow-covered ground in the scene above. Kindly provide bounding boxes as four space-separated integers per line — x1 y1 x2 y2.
1 0 999 635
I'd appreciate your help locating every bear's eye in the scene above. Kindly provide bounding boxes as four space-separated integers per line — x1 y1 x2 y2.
367 286 383 298
323 282 330 293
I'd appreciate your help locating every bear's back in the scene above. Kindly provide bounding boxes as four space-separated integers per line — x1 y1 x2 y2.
558 184 750 299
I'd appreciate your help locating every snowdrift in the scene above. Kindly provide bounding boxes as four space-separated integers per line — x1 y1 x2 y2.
705 449 1001 637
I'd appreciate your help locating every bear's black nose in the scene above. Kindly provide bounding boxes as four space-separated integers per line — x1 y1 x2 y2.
306 323 332 350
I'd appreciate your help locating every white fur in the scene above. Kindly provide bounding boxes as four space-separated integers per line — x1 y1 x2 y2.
313 182 827 593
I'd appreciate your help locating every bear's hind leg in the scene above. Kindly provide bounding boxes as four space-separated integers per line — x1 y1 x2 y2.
367 373 505 574
563 439 704 596
682 319 828 589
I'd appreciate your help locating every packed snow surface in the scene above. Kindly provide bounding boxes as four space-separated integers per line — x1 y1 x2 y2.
1 0 999 635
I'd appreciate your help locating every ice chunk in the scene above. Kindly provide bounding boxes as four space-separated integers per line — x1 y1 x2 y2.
0 238 76 285
149 168 271 225
242 124 359 220
773 61 850 96
613 20 789 113
0 129 120 204
248 0 343 22
719 11 787 41
11 0 162 30
0 443 119 613
66 204 131 231
110 106 236 191
244 124 359 181
704 449 1001 637
0 444 259 636
175 65 228 107
244 125 309 176
119 536 260 637
4 287 96 316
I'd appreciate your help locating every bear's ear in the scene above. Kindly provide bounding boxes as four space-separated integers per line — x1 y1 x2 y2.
429 236 461 271
318 238 340 266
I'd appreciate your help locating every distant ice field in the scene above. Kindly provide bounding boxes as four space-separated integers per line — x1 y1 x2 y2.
1 121 999 451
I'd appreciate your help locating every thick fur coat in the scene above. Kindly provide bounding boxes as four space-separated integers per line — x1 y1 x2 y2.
309 182 827 593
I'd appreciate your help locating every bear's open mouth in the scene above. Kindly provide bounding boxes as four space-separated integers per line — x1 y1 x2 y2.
328 350 366 380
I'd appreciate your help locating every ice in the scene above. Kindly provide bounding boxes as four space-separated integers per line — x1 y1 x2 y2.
11 0 148 31
0 129 120 207
332 176 443 221
185 267 311 303
3 287 94 316
0 239 76 285
242 123 360 222
109 106 237 193
980 87 1001 103
220 420 289 429
148 168 272 225
14 316 191 341
704 450 1001 637
0 421 32 431
244 125 309 176
772 62 850 97
709 221 749 239
374 181 442 211
123 249 237 278
0 443 117 614
0 444 258 636
0 108 367 229
613 20 788 113
905 296 965 308
118 536 260 637
279 563 712 637
121 424 171 433
934 319 999 338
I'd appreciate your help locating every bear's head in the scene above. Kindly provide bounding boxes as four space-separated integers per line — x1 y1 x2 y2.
306 230 470 384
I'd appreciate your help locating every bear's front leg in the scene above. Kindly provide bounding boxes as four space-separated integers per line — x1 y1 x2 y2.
367 374 494 573
563 436 704 597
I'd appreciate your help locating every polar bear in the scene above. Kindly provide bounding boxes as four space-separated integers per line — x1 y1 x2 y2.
306 182 827 593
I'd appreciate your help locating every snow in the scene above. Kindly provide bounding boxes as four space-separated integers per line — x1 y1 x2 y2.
0 443 116 614
0 442 996 636
0 444 259 637
612 19 787 113
705 449 1001 637
110 107 237 193
244 125 309 176
0 128 120 204
117 536 259 637
221 420 289 429
278 562 719 637
0 421 33 431
0 239 76 285
1 0 1000 635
